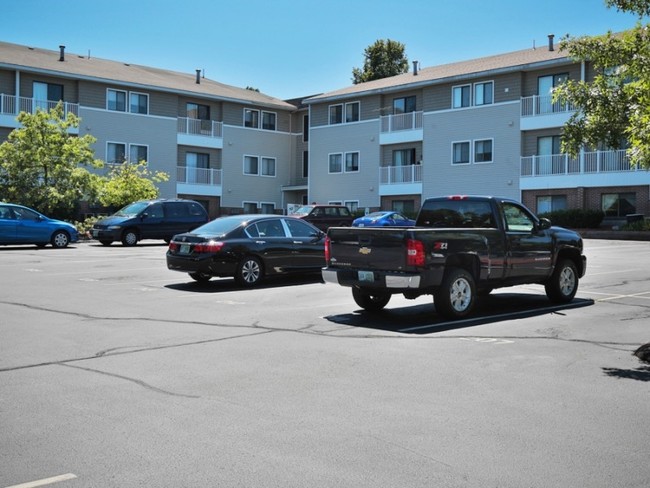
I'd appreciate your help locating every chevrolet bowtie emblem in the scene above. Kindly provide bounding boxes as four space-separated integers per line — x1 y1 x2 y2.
359 247 371 255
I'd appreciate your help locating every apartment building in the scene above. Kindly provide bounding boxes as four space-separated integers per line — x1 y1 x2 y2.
1 38 649 221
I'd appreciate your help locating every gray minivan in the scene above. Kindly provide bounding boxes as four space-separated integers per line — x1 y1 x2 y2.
91 199 209 246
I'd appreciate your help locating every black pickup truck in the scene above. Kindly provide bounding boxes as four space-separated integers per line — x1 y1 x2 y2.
322 195 587 319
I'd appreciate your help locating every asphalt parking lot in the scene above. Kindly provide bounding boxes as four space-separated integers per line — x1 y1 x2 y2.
1 239 649 488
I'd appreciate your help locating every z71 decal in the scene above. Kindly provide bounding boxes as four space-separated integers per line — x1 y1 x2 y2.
433 242 448 250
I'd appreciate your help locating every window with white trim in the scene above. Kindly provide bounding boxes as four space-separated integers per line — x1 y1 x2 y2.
107 89 127 112
129 92 149 114
243 201 258 213
329 153 342 173
244 155 259 175
329 104 343 124
474 82 493 106
244 109 259 128
474 139 493 163
129 144 148 163
262 111 276 131
452 141 470 164
344 201 359 213
452 85 471 108
345 102 360 123
107 142 126 164
260 202 275 214
261 157 276 177
345 152 359 172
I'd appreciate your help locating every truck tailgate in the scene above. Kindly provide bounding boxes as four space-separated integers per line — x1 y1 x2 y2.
327 227 411 271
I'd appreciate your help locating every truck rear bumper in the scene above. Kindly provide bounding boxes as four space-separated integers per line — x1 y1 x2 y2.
322 268 422 289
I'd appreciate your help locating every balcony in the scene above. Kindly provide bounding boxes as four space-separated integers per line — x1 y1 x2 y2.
177 117 223 149
520 149 650 189
520 94 574 131
378 164 423 196
176 165 222 197
0 94 79 130
379 111 423 145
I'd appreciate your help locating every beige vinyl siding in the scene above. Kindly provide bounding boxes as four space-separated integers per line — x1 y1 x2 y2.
308 96 380 128
380 142 423 166
77 80 176 116
522 128 561 156
177 97 223 120
0 69 16 94
423 73 522 112
380 90 422 115
521 63 580 97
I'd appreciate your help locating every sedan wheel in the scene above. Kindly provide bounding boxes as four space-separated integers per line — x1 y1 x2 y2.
235 256 262 287
51 231 70 248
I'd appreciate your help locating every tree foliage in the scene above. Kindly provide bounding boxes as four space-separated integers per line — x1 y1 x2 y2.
352 39 409 84
0 103 103 218
98 161 169 209
554 0 650 169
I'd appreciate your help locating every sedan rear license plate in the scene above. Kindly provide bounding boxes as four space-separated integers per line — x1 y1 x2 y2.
180 244 191 255
358 271 374 282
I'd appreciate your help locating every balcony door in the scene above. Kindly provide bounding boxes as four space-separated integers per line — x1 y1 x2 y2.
537 136 561 175
537 74 568 114
33 81 63 112
186 152 209 184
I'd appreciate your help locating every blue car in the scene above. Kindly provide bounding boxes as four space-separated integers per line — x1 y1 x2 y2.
352 211 416 227
0 203 79 248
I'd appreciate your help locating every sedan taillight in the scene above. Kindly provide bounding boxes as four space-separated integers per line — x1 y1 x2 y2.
193 241 225 253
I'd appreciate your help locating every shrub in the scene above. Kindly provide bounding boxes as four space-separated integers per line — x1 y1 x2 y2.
73 215 102 239
539 209 605 229
621 219 650 231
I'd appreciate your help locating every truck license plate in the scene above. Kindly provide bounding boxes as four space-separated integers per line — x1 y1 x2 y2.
358 271 374 282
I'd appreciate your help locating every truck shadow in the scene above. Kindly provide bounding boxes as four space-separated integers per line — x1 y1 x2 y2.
323 293 595 334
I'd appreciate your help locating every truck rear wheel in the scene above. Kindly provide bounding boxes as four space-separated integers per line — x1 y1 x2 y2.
545 259 578 303
434 267 476 319
352 287 391 312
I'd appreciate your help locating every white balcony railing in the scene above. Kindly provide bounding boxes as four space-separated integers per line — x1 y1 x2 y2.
521 149 637 176
380 111 423 133
177 166 222 185
177 117 223 138
0 94 79 117
379 164 422 184
521 94 574 117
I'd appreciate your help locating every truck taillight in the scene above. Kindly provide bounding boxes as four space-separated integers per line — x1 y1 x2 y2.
324 236 331 262
406 239 425 266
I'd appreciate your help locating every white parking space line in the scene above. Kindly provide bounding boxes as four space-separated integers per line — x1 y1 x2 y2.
4 473 77 488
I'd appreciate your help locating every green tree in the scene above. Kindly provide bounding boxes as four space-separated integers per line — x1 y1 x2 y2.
98 160 169 209
0 102 103 218
554 0 650 169
352 39 409 84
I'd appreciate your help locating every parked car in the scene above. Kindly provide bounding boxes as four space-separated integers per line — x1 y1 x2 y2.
167 214 325 286
290 204 354 231
92 198 209 246
0 203 78 248
352 211 416 228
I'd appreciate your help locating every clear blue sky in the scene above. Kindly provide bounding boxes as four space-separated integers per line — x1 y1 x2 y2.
2 0 643 100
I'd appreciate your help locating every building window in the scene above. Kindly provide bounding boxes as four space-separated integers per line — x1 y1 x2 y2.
262 111 276 130
303 114 309 142
33 81 63 102
345 201 359 213
244 109 259 128
392 148 416 166
537 195 567 214
452 85 471 108
474 139 493 163
393 96 416 114
260 202 275 214
345 152 359 172
474 81 493 106
129 92 148 114
261 157 276 176
345 102 360 123
244 155 259 175
107 142 126 164
243 202 258 213
329 104 343 124
107 89 127 112
129 144 148 162
392 200 416 213
602 192 636 217
302 151 309 178
329 153 342 173
452 141 470 164
187 102 210 120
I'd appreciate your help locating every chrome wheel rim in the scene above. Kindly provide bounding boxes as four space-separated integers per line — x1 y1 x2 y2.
450 277 472 312
559 266 576 296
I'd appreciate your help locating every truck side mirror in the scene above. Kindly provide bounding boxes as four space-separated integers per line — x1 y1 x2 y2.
537 218 551 231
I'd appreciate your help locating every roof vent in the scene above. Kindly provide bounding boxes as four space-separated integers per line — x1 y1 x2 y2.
59 45 65 62
548 34 554 51
196 69 201 84
412 60 419 76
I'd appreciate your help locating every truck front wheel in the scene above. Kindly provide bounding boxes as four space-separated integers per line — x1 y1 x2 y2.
435 268 476 319
352 287 391 312
545 259 578 303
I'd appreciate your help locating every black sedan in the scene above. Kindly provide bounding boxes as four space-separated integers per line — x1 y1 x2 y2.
166 214 326 286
